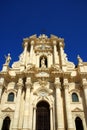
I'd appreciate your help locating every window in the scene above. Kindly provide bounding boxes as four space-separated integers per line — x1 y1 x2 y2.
72 93 79 102
7 92 14 102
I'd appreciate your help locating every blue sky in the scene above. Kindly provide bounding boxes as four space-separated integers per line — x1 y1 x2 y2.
0 0 87 70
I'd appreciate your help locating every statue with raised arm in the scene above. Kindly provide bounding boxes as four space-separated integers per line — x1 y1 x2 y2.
41 57 46 68
5 53 11 65
77 55 83 64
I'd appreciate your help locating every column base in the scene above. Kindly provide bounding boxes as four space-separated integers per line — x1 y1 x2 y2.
67 128 75 130
57 128 74 130
58 128 65 130
22 129 30 130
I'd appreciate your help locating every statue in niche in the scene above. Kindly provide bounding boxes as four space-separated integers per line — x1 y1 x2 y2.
41 57 46 68
5 53 11 65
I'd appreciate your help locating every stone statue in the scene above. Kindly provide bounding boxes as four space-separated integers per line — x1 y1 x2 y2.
77 55 83 64
41 57 46 68
5 53 11 65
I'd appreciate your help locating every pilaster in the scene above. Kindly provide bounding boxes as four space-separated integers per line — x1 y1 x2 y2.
82 78 87 107
12 78 23 130
0 78 4 100
63 78 74 130
23 77 32 130
55 77 64 130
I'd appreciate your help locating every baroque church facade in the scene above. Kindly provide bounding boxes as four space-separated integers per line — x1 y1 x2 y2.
0 34 87 130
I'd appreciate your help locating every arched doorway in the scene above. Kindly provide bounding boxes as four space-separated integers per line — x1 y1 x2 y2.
36 101 50 130
75 117 84 130
2 116 11 130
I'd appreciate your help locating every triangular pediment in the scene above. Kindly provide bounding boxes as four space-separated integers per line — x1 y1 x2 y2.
72 107 83 112
2 107 14 112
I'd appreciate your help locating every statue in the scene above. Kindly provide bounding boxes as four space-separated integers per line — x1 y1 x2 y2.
77 55 83 64
41 57 46 68
5 53 11 65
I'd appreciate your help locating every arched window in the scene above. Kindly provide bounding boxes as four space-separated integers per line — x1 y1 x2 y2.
7 92 14 102
72 93 79 102
75 117 84 130
2 116 11 130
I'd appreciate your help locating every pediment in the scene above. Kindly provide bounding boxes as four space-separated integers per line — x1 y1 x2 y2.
34 87 53 96
72 107 83 112
2 107 14 112
51 64 62 71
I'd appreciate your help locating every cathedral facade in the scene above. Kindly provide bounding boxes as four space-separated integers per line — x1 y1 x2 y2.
0 34 87 130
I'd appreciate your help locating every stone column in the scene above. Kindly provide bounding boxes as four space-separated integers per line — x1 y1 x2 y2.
63 78 74 130
36 52 39 67
48 52 52 68
33 107 36 130
23 77 32 130
12 78 23 130
50 107 53 130
30 41 34 64
23 41 28 65
82 78 87 107
59 41 66 71
55 78 64 130
0 78 4 99
53 41 58 64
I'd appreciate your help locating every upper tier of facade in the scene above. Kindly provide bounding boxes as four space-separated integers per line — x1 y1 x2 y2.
0 34 87 83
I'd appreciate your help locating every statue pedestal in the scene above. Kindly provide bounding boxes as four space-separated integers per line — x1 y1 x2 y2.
2 64 9 72
20 64 25 71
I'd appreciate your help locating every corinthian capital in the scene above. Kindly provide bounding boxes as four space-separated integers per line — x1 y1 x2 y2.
63 78 69 89
54 78 61 89
17 78 23 89
25 77 32 88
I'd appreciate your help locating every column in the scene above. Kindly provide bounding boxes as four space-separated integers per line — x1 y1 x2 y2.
36 52 39 67
12 78 23 130
23 41 28 65
82 78 87 106
53 41 58 64
48 52 51 68
64 78 74 130
30 40 34 64
33 107 36 130
0 78 4 99
55 78 64 130
23 77 32 130
59 41 65 66
50 107 53 130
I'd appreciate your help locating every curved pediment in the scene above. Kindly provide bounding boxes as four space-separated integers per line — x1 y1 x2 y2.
34 87 53 96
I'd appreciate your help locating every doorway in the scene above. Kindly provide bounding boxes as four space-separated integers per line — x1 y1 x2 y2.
75 117 84 130
36 101 50 130
2 116 11 130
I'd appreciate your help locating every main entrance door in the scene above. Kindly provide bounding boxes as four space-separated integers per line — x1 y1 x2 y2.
36 101 50 130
